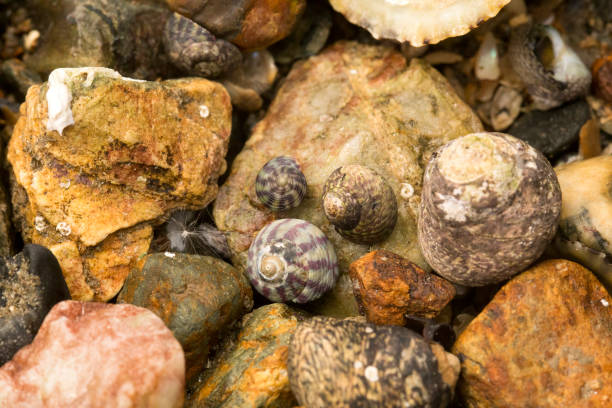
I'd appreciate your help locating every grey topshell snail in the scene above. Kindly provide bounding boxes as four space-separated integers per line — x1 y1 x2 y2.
418 132 562 286
246 218 339 303
255 156 307 211
322 165 398 245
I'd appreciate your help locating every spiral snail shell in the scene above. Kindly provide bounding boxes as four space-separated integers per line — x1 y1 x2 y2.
246 219 339 303
322 165 397 245
255 156 307 211
509 23 591 110
418 132 561 286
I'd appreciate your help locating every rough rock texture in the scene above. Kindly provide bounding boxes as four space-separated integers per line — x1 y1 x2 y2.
213 41 483 317
349 250 455 325
118 253 253 382
188 303 306 408
8 69 231 301
0 244 70 365
288 316 460 408
0 300 185 408
508 99 590 159
166 0 306 50
454 260 612 407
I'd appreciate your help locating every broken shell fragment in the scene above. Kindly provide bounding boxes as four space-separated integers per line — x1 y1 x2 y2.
328 0 511 46
246 219 339 303
255 156 307 211
163 12 242 78
509 23 591 110
475 31 501 81
322 165 398 245
288 316 460 408
418 132 561 286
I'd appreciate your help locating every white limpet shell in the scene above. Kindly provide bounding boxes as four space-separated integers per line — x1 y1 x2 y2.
328 0 511 46
46 67 143 135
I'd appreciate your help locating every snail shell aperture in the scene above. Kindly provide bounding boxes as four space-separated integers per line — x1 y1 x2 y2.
322 165 397 245
247 219 339 303
255 156 307 211
509 23 591 110
418 132 561 286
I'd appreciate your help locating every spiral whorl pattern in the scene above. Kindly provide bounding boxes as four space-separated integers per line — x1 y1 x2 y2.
256 156 308 211
247 219 339 303
322 165 398 244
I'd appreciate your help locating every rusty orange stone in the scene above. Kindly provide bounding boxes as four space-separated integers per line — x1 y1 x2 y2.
454 259 612 407
593 54 612 103
349 249 455 325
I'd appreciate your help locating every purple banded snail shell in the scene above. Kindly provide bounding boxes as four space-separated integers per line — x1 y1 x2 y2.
247 218 339 303
256 156 307 211
322 165 397 245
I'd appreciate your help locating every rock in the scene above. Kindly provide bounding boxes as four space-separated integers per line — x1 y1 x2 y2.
0 59 42 99
0 180 12 257
349 249 455 325
508 99 591 159
213 41 483 317
25 0 172 79
0 300 185 407
8 67 231 301
117 253 253 382
0 244 70 365
288 316 460 408
453 260 612 407
165 0 306 50
188 303 306 408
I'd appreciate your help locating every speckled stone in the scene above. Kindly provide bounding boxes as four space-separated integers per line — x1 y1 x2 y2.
0 301 185 407
349 250 455 325
288 316 460 408
0 244 70 365
118 253 253 382
188 303 306 408
8 70 231 301
213 41 483 317
454 260 612 407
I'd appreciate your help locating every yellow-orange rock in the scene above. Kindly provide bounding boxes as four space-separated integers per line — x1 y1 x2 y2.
8 68 231 301
349 250 455 325
453 260 612 407
187 303 305 408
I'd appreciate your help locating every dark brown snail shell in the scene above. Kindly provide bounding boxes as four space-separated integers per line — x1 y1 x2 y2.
163 12 242 78
322 165 397 245
288 316 459 407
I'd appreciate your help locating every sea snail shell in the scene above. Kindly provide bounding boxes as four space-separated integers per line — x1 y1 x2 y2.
509 23 591 110
247 219 339 303
256 156 307 211
418 132 561 286
322 165 398 245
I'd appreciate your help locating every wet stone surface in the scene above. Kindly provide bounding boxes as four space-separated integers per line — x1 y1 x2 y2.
0 244 69 366
118 252 253 383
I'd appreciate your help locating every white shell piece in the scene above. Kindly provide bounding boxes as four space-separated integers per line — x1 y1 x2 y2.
45 67 142 135
329 0 511 46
